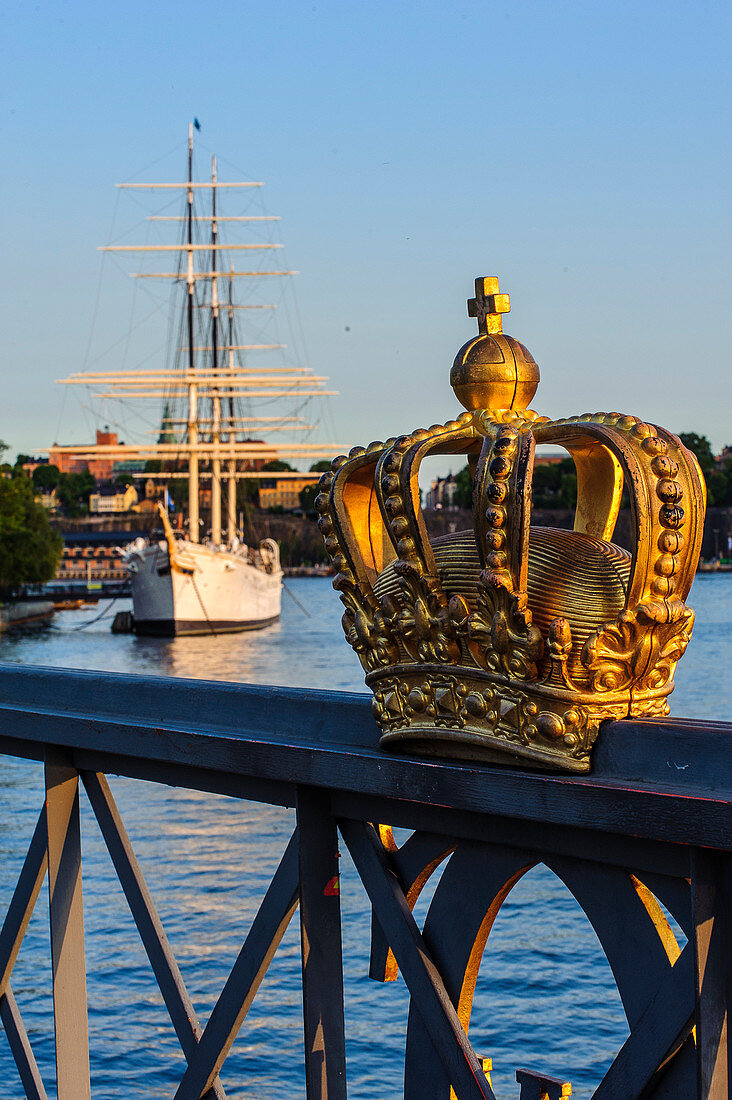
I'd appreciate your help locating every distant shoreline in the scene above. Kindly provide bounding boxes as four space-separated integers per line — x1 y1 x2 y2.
50 503 732 573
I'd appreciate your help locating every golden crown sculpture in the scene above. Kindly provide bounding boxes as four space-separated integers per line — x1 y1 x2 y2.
316 277 706 772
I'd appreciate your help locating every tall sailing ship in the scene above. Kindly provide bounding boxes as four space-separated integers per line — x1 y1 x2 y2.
52 124 340 634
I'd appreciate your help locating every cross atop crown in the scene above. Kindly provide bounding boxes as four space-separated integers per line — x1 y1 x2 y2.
467 276 511 335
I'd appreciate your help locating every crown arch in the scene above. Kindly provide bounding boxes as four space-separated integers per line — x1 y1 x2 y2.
531 416 704 612
473 422 536 588
329 446 397 587
374 418 479 582
531 420 652 609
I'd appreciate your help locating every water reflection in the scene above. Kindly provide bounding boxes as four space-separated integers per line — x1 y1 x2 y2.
0 579 365 691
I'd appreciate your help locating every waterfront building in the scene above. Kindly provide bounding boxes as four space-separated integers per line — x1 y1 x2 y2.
259 474 320 511
130 478 166 515
49 429 120 479
39 487 59 512
21 456 49 478
89 482 138 514
425 473 459 510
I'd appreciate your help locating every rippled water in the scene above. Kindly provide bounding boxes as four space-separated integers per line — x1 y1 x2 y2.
0 574 728 1098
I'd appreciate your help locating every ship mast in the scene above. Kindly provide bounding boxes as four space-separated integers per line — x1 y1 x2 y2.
186 122 199 543
227 269 237 544
210 155 222 545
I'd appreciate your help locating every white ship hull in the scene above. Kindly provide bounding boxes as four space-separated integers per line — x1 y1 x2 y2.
125 539 282 636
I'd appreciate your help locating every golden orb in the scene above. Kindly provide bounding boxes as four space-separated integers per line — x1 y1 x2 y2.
450 332 540 412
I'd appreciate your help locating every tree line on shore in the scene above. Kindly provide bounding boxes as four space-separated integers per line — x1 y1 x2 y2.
0 433 728 589
0 443 62 589
447 433 732 511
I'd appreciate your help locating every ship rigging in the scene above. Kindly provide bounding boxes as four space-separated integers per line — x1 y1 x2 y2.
50 123 341 634
53 122 340 546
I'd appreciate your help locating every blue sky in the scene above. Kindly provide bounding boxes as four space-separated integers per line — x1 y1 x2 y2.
1 0 730 469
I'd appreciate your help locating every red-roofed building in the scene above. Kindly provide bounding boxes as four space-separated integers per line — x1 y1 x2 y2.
49 429 119 479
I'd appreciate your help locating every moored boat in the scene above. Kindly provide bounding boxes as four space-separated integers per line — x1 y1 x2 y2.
124 508 281 635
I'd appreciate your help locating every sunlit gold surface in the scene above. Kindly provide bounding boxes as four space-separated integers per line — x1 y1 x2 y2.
451 277 540 412
374 527 632 685
318 275 706 772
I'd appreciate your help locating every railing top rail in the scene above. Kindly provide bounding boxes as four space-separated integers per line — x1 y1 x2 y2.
0 662 729 852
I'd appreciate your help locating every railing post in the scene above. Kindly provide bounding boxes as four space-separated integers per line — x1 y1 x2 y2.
45 748 91 1100
692 847 731 1099
516 1068 572 1098
296 786 347 1099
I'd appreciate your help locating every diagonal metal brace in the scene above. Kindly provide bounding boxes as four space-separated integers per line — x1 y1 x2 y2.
81 771 227 1100
339 818 495 1100
173 830 300 1100
0 808 49 1100
591 943 694 1098
0 986 49 1100
0 809 48 997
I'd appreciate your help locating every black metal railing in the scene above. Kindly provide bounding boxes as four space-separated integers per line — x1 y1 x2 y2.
0 663 729 1099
